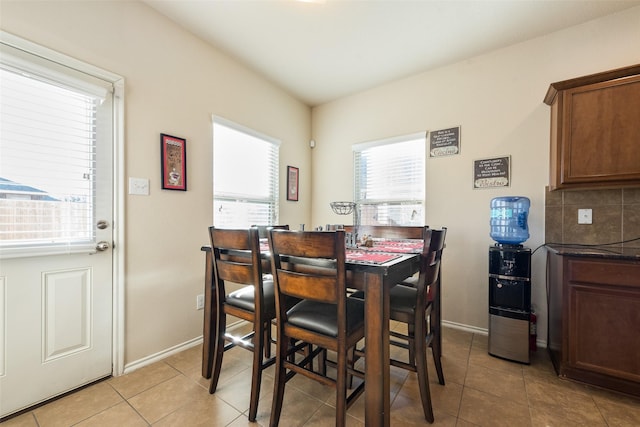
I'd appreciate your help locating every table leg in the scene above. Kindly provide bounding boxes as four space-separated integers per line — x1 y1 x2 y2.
364 271 390 427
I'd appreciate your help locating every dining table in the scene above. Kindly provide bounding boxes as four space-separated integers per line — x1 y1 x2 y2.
200 238 421 427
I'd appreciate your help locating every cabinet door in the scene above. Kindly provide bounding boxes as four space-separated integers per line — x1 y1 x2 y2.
559 75 640 187
567 283 640 382
566 258 640 384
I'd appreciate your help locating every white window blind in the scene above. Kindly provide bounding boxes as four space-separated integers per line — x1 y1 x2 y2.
0 44 112 250
353 133 426 226
213 117 279 228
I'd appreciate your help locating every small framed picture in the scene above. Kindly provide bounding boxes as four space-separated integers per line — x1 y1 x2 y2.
429 126 461 157
473 155 510 189
287 166 299 201
161 133 187 191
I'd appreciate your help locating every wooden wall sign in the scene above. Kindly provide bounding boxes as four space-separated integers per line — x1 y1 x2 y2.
429 126 460 157
474 156 510 189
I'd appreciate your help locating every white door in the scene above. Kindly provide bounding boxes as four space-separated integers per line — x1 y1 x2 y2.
0 38 117 418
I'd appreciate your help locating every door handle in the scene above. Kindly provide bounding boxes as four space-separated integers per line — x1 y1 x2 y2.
96 241 110 251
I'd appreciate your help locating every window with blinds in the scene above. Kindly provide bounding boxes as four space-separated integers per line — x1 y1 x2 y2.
213 118 280 228
353 133 426 226
0 43 112 250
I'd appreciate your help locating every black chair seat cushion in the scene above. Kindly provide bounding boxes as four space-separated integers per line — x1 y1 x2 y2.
287 298 365 337
350 285 417 316
226 279 276 318
401 275 418 287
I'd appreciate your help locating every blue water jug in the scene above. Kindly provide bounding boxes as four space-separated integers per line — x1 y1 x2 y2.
490 196 530 245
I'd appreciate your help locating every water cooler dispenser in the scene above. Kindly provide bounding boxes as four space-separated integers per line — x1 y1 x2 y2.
488 197 531 364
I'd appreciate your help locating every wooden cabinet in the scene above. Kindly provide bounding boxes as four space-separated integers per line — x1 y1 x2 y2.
544 64 640 190
548 251 640 396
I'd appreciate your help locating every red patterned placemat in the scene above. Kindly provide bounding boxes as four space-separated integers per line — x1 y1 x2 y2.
359 239 423 254
346 250 400 264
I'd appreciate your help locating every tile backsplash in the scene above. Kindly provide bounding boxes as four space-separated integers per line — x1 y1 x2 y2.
545 187 640 246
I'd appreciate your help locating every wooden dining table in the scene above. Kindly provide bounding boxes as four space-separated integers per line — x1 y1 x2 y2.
200 241 421 427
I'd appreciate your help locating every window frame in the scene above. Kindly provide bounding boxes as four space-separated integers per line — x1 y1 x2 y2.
353 132 426 226
0 32 124 259
212 116 280 228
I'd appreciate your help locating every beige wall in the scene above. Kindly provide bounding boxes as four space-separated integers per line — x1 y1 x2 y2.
310 7 640 342
1 1 312 366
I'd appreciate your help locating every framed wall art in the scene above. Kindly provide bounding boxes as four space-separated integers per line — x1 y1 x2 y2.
473 155 510 189
161 133 187 191
429 126 461 157
287 166 299 201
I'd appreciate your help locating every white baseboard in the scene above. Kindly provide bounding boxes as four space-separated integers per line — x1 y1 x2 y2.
121 320 547 376
443 320 488 335
442 320 548 349
122 336 203 375
121 320 247 376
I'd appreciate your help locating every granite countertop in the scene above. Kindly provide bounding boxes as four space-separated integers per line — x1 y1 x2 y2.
546 244 640 260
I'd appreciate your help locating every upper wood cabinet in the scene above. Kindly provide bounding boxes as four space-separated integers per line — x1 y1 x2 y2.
544 64 640 190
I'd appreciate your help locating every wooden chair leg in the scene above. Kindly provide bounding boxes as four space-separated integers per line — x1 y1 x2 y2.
408 322 416 363
346 346 356 389
248 321 265 421
319 348 327 376
415 318 434 423
430 309 445 385
269 336 289 427
431 340 445 385
264 321 272 359
336 346 347 427
209 312 226 394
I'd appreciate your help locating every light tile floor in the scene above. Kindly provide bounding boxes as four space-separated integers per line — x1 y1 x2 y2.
3 324 640 426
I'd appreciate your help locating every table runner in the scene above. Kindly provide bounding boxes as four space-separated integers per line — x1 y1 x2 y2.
346 250 401 264
358 239 423 254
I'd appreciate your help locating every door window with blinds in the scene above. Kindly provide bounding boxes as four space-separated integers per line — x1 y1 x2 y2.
213 118 280 228
353 133 426 226
0 42 113 254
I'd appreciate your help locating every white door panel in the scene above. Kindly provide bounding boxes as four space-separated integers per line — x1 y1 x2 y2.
1 254 113 416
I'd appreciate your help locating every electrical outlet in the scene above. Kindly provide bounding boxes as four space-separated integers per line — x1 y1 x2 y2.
578 208 593 225
196 294 205 310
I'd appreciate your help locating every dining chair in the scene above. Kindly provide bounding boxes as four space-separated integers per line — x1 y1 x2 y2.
207 226 279 421
268 229 366 427
349 225 447 423
397 227 447 388
346 224 425 241
252 224 289 279
252 224 289 239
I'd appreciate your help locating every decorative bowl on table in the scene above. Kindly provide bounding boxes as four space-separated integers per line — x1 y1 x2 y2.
330 201 356 215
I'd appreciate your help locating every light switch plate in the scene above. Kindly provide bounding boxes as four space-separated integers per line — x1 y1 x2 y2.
578 208 592 224
129 177 150 195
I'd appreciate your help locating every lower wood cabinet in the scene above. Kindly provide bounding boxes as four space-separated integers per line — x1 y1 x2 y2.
548 251 640 396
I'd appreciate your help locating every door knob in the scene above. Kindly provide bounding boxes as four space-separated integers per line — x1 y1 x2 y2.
96 241 110 251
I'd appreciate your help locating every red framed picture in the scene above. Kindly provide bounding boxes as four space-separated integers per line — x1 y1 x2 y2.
161 133 187 191
287 166 299 201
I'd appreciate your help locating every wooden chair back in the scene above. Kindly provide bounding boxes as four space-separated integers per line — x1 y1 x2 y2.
417 227 447 303
252 224 289 239
345 224 425 240
209 227 266 321
268 230 346 306
211 227 262 284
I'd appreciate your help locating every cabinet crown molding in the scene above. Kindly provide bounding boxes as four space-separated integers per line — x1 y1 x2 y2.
544 63 640 105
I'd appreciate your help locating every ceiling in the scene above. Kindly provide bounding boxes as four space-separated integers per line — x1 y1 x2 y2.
144 0 640 106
